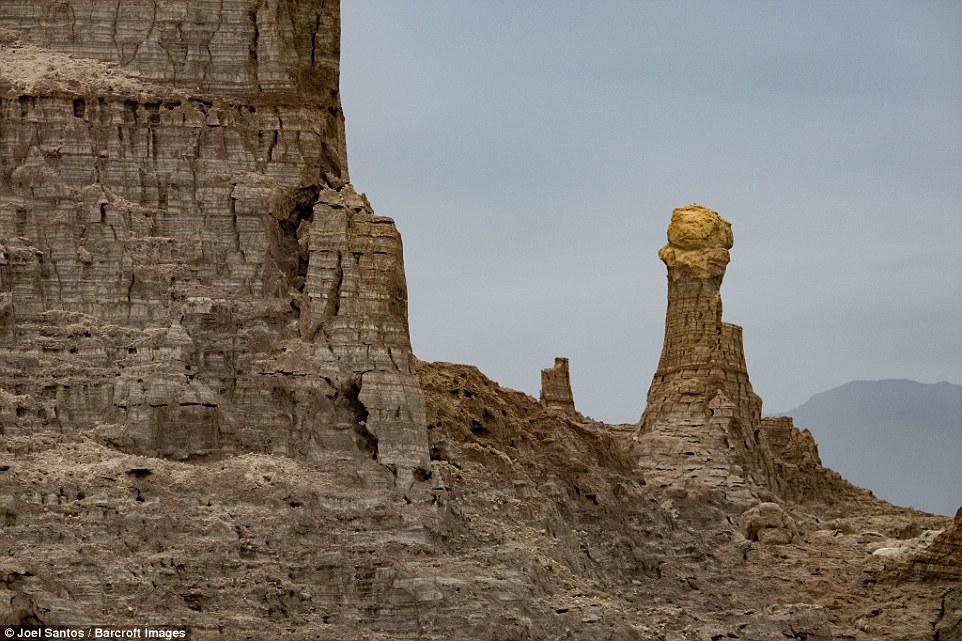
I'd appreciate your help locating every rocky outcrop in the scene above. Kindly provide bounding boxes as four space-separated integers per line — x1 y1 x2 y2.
638 205 760 436
539 356 576 415
632 205 765 507
913 506 962 581
630 206 875 514
3 361 954 639
755 415 869 506
739 501 798 545
0 1 429 487
0 4 958 639
910 508 962 639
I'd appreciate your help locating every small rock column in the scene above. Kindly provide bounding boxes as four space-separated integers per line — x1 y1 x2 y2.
540 357 576 414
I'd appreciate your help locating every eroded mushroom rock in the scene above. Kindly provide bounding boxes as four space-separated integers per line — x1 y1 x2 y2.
540 357 576 414
657 204 733 282
631 206 875 512
0 0 430 488
640 205 759 433
632 205 763 506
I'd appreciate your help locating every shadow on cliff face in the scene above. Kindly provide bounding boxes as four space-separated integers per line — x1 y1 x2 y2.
270 184 322 297
341 377 377 460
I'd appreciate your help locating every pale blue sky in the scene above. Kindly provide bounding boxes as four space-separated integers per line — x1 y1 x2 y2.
340 1 962 422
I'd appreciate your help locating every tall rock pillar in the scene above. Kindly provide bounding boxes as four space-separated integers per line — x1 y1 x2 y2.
634 205 763 506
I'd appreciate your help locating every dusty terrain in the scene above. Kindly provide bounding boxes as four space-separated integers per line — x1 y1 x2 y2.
1 362 958 639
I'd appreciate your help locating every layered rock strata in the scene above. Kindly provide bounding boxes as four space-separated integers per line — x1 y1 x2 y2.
754 415 860 505
633 205 764 505
632 206 863 510
0 1 430 487
4 360 952 639
539 356 576 415
913 507 962 581
0 5 958 638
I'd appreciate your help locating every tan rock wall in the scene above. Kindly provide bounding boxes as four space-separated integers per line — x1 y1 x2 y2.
0 2 429 487
0 0 346 175
756 416 866 505
913 506 962 581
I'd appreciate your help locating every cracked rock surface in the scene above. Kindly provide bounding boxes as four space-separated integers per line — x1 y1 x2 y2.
0 0 429 486
0 362 956 640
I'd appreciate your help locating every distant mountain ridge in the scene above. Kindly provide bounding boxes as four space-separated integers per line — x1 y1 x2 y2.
783 379 962 516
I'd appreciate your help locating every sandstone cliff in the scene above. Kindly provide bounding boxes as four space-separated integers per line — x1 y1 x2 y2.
0 1 430 490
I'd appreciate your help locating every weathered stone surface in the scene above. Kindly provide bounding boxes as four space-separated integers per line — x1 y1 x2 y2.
0 0 345 137
539 356 576 414
1 362 956 640
639 206 759 430
740 501 797 545
632 206 767 508
752 415 875 510
913 506 962 581
631 206 870 513
0 1 429 487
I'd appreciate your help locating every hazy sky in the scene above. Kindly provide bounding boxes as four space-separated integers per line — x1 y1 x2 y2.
340 1 962 423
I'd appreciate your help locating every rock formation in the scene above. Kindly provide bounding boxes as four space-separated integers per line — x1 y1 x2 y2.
739 501 798 545
631 205 878 514
913 506 962 581
0 3 959 640
0 0 429 488
754 415 854 505
638 205 760 433
633 205 766 506
539 356 576 414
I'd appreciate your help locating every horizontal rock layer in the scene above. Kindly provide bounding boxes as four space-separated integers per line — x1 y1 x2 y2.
913 506 962 581
539 356 576 415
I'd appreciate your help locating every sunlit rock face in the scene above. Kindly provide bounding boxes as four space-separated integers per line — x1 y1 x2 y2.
0 0 430 489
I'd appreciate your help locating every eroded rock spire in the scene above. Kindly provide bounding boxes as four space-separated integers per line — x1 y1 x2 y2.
540 357 576 415
634 205 764 507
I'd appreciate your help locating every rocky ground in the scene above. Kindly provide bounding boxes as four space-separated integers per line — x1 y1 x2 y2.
1 359 957 640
